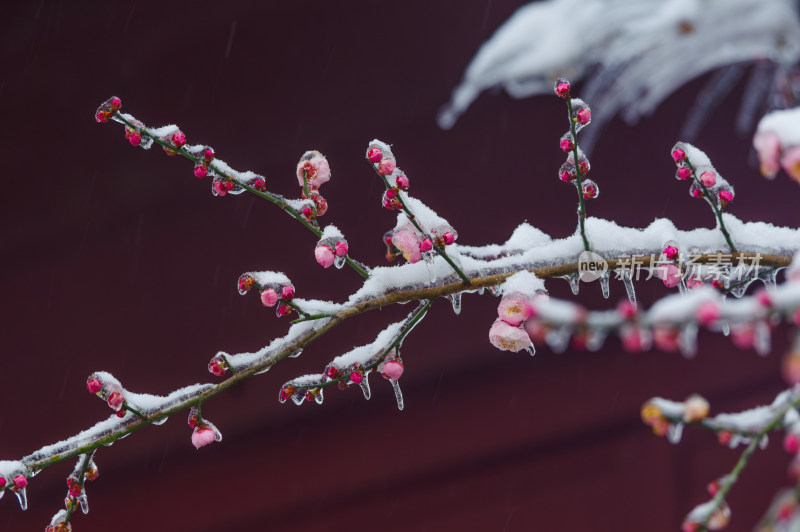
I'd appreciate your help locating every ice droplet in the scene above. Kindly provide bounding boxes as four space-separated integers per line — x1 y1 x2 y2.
447 293 462 315
314 388 324 405
586 330 607 351
288 348 303 358
759 434 769 450
621 270 637 309
754 321 771 356
477 287 485 295
79 493 89 514
679 322 698 359
359 375 371 400
334 255 346 269
760 268 779 290
545 326 571 353
139 136 153 150
390 379 404 411
291 393 305 406
423 253 437 282
600 272 610 299
151 416 168 426
564 274 580 295
721 320 730 336
14 487 27 510
489 285 501 297
526 344 536 356
667 423 684 444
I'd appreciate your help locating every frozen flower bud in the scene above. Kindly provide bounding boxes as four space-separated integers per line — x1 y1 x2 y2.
381 360 404 380
581 179 599 199
489 319 532 353
683 394 710 422
208 357 227 377
191 427 217 449
276 303 291 317
442 232 455 245
559 138 574 152
367 147 383 163
620 325 645 352
107 391 124 411
238 274 255 294
396 174 410 190
349 371 363 384
554 78 570 98
203 148 215 162
753 131 781 178
194 164 208 178
171 131 186 148
785 432 800 453
297 151 331 188
718 189 734 206
497 297 533 327
86 377 102 394
657 264 682 288
315 245 335 268
326 366 340 378
13 474 27 490
695 302 720 326
109 97 122 110
575 108 591 125
260 288 279 307
253 178 267 191
213 180 228 197
663 246 679 260
560 170 574 182
699 171 716 187
419 238 433 253
0 477 6 489
68 480 82 498
334 241 349 257
671 148 686 163
676 167 693 180
378 158 396 176
281 285 295 301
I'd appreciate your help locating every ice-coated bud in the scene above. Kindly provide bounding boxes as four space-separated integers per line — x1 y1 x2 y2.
785 432 800 453
238 274 254 294
213 180 228 197
392 229 422 264
276 303 291 317
699 171 716 187
326 366 340 378
442 232 455 245
224 181 234 191
95 111 109 123
128 132 141 146
753 130 781 178
334 240 349 257
253 178 267 191
315 245 335 268
297 151 331 188
620 326 645 352
782 146 800 182
0 477 6 489
695 302 720 326
109 97 122 110
13 474 27 490
489 319 532 353
208 357 227 377
617 301 636 319
578 161 589 175
653 327 679 352
396 174 410 190
497 297 533 327
191 427 217 449
663 245 679 260
381 360 404 380
559 138 574 152
194 164 208 178
116 409 127 418
554 78 570 98
171 131 186 148
683 394 710 422
203 148 215 162
281 285 295 301
676 167 693 180
419 238 433 253
260 288 279 307
657 264 682 287
367 147 382 163
68 481 82 498
378 158 396 176
107 391 124 411
575 108 591 125
581 180 598 199
349 371 363 384
560 170 574 182
671 149 686 163
718 189 734 206
86 377 102 394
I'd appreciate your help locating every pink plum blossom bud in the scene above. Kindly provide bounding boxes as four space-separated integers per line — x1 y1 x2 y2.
419 238 433 253
695 302 720 326
396 174 410 190
489 319 532 353
676 167 693 180
691 188 704 198
699 171 716 187
367 147 382 163
663 246 679 260
753 131 781 178
172 131 186 148
575 108 591 125
203 148 215 162
657 264 681 288
213 180 227 196
560 171 574 182
13 474 27 490
297 151 331 188
326 366 340 378
253 178 266 191
194 165 207 178
350 371 363 384
260 288 279 307
442 232 455 245
554 79 570 98
208 358 226 377
315 245 335 268
334 241 348 257
620 326 644 352
69 481 82 498
0 477 5 489
281 285 295 301
238 274 254 294
671 149 686 163
276 304 291 317
582 182 597 199
128 133 141 147
785 433 800 454
86 378 102 394
191 427 217 449
225 181 234 191
392 230 422 264
497 298 533 327
378 158 396 176
109 97 122 110
683 394 710 422
107 391 124 411
718 190 734 206
781 146 800 182
560 138 574 152
381 360 404 380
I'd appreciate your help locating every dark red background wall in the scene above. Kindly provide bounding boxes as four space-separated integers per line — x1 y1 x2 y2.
1 1 798 530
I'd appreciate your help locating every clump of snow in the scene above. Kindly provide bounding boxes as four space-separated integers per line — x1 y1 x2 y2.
331 321 405 368
757 107 800 147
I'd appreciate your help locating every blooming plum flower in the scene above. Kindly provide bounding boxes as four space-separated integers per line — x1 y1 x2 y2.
296 151 331 188
392 229 421 263
489 319 532 353
191 427 217 449
497 297 533 327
